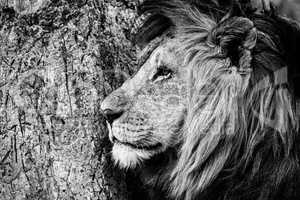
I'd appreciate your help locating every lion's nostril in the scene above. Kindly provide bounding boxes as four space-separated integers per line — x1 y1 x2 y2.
102 109 123 124
111 135 117 143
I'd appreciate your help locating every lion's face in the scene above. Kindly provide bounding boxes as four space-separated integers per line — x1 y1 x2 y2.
100 0 300 199
101 39 188 168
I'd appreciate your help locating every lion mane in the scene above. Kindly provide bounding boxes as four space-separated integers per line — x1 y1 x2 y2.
132 1 300 200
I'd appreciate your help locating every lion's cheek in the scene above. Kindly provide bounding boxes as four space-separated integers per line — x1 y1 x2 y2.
112 144 153 169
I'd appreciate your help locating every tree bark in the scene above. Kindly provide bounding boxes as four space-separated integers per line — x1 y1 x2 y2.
0 0 140 199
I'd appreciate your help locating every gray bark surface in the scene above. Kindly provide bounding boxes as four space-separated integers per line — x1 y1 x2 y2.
0 0 140 199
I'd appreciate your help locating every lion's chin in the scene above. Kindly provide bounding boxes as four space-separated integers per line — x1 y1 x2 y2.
112 143 154 169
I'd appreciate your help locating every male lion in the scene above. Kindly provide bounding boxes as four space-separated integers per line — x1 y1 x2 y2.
101 0 300 200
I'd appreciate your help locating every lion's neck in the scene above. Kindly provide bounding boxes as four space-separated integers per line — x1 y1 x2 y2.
137 147 178 199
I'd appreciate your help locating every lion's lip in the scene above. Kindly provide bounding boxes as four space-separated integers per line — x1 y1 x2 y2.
112 136 162 151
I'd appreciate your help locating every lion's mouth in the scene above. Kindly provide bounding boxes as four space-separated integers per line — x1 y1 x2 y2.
112 136 162 151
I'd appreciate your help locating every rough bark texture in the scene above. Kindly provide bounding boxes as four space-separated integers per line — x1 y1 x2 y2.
0 0 141 199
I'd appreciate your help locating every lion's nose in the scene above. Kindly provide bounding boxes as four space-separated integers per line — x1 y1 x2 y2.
101 109 123 124
101 95 126 124
101 89 129 124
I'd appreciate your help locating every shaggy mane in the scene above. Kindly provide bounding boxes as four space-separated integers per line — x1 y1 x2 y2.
135 1 300 200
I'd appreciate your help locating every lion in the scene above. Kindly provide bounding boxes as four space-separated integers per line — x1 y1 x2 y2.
101 0 300 200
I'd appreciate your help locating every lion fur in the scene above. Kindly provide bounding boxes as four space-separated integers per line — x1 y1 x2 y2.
134 1 300 200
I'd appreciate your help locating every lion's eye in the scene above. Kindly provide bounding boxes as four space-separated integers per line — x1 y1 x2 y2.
152 65 173 83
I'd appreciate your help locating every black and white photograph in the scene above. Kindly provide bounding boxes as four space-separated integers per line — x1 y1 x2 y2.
0 0 300 199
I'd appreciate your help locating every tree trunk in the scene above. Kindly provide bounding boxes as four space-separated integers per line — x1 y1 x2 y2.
0 0 140 199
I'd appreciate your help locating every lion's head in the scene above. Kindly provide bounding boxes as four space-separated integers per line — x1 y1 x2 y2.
101 36 188 168
101 0 300 199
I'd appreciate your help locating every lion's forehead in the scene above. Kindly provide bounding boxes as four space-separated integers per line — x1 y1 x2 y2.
147 41 181 69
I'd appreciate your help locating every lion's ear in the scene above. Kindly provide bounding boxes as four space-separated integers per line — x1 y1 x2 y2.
207 16 257 73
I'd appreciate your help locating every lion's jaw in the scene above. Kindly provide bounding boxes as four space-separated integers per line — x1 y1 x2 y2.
106 116 169 169
112 144 154 169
